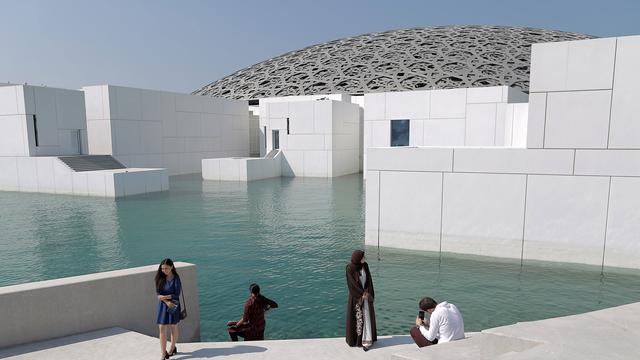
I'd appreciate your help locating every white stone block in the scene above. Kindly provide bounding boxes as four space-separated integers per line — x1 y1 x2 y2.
526 93 546 149
141 90 163 121
287 134 325 150
370 121 390 147
0 157 19 190
430 88 466 118
364 170 380 246
55 89 86 130
466 86 503 104
281 150 303 177
86 171 107 197
423 119 465 146
566 38 616 91
0 115 29 156
313 101 333 133
529 41 568 92
511 103 528 147
442 173 526 259
604 177 640 268
385 90 429 119
83 86 105 119
20 85 36 115
53 159 73 194
0 86 19 115
544 90 611 149
16 157 38 191
223 99 247 115
609 89 640 149
200 113 221 137
201 159 221 180
139 122 163 154
574 150 640 176
144 170 164 193
33 87 59 147
379 171 442 251
35 157 55 193
364 92 385 120
176 111 202 138
465 103 496 146
609 37 640 148
523 175 609 266
86 122 112 155
453 148 574 174
113 120 140 155
367 147 453 172
112 86 142 120
71 172 89 196
268 102 289 118
120 171 147 196
409 120 424 146
303 150 328 177
289 102 314 134
175 93 204 113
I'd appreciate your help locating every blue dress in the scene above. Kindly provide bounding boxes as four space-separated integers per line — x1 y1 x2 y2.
156 276 182 325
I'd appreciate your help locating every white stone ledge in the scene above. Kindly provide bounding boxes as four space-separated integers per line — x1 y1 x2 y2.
367 147 453 172
574 149 640 176
453 148 575 175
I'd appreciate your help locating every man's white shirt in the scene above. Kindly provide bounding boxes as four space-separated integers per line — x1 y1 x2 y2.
419 301 465 343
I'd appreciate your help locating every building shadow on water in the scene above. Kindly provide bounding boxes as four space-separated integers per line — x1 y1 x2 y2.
175 345 267 358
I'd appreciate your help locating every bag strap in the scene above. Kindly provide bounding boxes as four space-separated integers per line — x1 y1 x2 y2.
180 281 187 312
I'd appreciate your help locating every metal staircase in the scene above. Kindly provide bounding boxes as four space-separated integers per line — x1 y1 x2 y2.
58 155 126 172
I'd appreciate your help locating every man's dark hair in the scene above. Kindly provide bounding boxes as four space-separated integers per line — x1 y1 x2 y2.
250 283 260 295
419 297 437 311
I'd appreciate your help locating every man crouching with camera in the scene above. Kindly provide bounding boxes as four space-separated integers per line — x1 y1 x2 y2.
410 297 465 347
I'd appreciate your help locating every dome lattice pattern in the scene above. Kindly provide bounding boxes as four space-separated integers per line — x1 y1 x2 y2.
193 26 593 99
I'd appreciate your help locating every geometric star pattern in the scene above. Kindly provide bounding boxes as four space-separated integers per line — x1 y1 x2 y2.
193 25 593 100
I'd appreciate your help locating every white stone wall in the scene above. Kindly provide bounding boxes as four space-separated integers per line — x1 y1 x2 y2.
0 156 168 197
366 147 640 269
365 36 640 269
259 99 360 177
362 86 528 174
0 263 200 349
202 151 282 181
83 85 250 175
0 85 87 157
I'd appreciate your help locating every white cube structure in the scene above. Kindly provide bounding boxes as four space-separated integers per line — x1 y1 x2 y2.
259 98 360 178
0 84 87 157
83 85 250 175
365 35 640 270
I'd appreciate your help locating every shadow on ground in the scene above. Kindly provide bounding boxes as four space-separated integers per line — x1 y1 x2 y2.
174 345 267 358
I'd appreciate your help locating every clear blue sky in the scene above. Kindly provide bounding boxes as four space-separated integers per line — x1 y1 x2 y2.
1 0 639 93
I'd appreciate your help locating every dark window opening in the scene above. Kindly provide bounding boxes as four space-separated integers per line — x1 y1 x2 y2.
33 115 39 147
263 126 267 150
390 119 410 147
286 117 290 135
272 130 280 150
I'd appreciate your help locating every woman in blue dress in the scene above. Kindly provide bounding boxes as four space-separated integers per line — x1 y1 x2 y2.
155 258 182 359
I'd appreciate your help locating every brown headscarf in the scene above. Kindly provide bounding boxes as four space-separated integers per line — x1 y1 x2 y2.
351 250 365 271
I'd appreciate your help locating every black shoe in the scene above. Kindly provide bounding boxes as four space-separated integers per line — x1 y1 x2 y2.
170 346 178 355
363 346 370 352
164 351 170 359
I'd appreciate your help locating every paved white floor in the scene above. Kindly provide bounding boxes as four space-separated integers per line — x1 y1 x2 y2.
2 302 640 360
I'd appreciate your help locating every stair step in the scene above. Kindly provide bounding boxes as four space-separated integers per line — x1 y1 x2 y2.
58 155 126 172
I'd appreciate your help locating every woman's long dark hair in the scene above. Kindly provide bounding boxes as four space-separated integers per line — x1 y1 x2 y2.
155 258 179 292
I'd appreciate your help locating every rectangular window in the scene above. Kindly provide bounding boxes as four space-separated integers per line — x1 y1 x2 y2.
390 119 410 147
272 130 280 150
264 126 267 150
286 117 290 135
33 115 39 147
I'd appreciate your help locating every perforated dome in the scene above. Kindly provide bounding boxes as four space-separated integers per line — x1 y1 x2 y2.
193 25 593 99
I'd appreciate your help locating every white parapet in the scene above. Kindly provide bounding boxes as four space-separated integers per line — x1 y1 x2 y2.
0 156 168 197
0 262 200 349
202 151 282 181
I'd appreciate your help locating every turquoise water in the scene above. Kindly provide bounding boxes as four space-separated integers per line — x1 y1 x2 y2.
1 174 640 341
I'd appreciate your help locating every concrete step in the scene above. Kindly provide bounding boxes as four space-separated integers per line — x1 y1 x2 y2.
58 155 126 172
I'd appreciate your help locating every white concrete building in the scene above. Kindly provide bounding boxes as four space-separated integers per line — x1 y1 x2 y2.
365 35 640 270
83 85 250 176
203 95 361 180
0 84 167 197
363 86 528 174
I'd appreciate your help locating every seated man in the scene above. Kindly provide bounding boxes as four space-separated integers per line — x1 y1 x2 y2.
410 297 464 347
227 283 278 341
